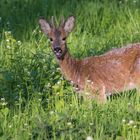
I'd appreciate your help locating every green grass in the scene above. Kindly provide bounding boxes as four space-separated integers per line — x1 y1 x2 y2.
0 0 140 139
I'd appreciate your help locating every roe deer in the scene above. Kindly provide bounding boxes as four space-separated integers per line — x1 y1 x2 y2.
39 16 140 103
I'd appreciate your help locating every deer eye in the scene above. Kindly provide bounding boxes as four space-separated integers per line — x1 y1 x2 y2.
50 38 53 42
62 37 66 41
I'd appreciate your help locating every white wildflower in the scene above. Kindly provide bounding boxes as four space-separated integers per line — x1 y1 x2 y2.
33 30 37 34
9 125 12 128
133 125 137 128
67 122 72 126
17 40 22 45
89 123 93 126
57 67 61 71
49 111 54 115
86 136 93 140
1 98 5 101
75 87 79 91
17 85 20 88
6 46 11 49
129 120 134 125
24 123 28 126
122 119 126 123
2 102 7 106
7 31 11 34
47 83 51 87
57 81 61 85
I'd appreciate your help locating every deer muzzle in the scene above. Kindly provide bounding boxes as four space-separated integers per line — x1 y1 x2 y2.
54 47 62 59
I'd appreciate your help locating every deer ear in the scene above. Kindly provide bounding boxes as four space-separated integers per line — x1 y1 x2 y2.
64 16 75 34
39 18 51 35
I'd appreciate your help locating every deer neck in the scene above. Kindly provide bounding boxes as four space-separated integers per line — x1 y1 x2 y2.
58 49 80 83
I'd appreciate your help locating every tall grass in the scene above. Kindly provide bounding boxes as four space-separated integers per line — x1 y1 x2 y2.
0 0 140 139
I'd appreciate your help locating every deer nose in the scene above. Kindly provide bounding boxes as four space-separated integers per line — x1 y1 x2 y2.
54 47 62 53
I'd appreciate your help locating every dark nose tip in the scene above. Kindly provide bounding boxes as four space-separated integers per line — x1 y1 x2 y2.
54 47 62 53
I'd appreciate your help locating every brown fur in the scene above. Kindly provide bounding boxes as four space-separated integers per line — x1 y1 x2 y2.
39 16 140 103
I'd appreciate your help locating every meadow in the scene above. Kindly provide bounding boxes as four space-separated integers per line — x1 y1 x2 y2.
0 0 140 139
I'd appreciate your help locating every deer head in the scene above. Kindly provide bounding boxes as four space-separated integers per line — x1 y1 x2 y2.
39 16 75 60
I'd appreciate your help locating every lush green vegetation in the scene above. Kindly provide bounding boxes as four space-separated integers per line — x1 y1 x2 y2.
0 0 140 139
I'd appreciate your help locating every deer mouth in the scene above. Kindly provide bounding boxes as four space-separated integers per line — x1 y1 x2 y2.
54 48 63 59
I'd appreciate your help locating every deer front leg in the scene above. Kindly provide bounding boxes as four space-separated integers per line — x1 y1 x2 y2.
97 85 107 103
84 83 107 103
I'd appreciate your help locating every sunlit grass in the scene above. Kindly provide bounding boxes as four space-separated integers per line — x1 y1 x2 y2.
0 0 140 139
